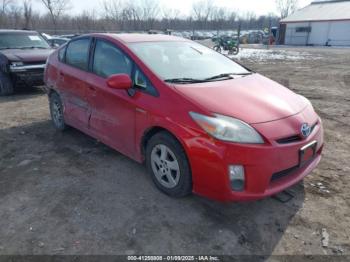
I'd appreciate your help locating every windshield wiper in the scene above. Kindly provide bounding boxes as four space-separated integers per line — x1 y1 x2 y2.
165 72 253 84
164 78 205 84
0 47 21 50
204 72 252 81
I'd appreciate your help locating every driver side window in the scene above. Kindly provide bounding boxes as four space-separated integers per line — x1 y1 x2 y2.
93 40 132 78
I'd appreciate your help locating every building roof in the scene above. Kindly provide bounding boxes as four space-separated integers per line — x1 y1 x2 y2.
280 0 350 23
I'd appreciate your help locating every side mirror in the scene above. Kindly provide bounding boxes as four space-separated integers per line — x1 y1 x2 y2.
107 74 132 90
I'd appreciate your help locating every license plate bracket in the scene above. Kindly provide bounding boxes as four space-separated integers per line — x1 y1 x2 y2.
299 140 317 167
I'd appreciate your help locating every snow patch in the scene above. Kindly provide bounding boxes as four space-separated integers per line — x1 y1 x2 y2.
229 48 321 62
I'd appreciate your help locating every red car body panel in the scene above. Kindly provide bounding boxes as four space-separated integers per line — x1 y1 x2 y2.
173 74 308 124
45 33 324 202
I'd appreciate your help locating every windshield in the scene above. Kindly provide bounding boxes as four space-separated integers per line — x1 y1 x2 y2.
0 33 50 49
129 41 250 82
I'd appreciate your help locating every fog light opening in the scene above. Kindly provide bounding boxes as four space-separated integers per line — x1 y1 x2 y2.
229 165 245 192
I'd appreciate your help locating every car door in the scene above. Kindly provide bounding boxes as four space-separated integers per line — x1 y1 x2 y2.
85 39 136 157
58 37 92 129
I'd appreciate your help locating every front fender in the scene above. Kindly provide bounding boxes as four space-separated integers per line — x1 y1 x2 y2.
135 112 202 165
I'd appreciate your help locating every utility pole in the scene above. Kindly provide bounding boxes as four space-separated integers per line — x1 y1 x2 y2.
267 15 272 49
237 20 241 49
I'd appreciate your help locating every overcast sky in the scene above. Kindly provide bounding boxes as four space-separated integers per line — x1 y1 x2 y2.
32 0 313 17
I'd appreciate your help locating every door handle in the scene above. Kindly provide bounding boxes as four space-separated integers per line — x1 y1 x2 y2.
59 72 65 77
88 86 96 91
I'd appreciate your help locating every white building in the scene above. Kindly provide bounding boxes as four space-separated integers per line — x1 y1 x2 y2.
279 0 350 46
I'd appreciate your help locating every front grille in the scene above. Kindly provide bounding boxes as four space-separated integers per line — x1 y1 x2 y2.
23 61 46 66
271 165 299 182
276 135 301 144
276 122 318 144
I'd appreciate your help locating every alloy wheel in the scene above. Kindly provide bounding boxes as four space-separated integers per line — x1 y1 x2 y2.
150 144 180 189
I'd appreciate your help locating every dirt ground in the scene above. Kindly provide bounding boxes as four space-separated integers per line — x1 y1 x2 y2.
0 46 349 258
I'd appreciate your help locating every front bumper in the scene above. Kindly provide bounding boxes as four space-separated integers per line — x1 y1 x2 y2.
188 108 324 202
10 64 45 86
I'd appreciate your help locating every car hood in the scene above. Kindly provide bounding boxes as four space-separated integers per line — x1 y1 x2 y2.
173 73 308 124
0 48 53 63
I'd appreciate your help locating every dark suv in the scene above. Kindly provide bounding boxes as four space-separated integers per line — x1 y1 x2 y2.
0 30 53 95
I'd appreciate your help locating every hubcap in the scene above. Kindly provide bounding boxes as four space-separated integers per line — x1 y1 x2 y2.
52 100 63 126
151 144 180 189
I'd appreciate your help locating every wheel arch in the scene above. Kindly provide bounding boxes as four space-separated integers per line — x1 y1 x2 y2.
140 125 190 164
48 88 57 97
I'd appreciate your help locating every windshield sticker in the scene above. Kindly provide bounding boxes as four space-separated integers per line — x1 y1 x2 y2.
29 35 41 41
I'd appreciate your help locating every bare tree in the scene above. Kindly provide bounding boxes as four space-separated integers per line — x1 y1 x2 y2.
162 7 180 30
162 8 180 20
212 7 229 31
139 0 159 30
1 0 13 13
276 0 298 19
23 0 32 29
7 4 22 29
101 0 123 21
40 0 70 33
1 0 281 34
191 0 214 29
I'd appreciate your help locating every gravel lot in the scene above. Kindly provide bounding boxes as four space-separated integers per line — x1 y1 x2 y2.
0 46 349 258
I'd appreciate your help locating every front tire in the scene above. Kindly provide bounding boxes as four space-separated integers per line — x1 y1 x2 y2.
231 46 239 55
49 92 67 131
0 71 14 96
146 132 192 197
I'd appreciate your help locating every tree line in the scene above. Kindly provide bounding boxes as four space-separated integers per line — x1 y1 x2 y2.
0 0 298 34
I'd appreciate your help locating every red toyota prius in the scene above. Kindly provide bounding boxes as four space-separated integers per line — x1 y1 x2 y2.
44 33 324 202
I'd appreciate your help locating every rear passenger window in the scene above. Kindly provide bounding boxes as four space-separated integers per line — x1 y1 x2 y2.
93 40 132 78
65 38 90 70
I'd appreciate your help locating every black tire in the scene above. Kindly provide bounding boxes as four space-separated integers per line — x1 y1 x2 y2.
232 46 239 55
213 45 222 53
146 131 192 197
49 92 67 131
0 71 14 96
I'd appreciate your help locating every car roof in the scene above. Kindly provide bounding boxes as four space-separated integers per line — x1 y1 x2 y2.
91 33 189 43
0 29 38 34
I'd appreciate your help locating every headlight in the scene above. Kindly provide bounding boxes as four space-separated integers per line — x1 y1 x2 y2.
9 62 25 71
10 62 24 67
189 112 264 144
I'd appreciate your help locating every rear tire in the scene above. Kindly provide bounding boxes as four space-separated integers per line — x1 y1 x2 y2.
146 131 192 197
0 72 14 96
49 92 67 131
213 45 222 53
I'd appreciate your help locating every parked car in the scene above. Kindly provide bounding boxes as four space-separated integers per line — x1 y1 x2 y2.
44 34 324 201
40 32 52 40
47 37 69 48
0 30 53 95
59 34 80 39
